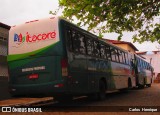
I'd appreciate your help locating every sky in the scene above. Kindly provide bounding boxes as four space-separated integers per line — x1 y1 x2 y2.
0 0 159 51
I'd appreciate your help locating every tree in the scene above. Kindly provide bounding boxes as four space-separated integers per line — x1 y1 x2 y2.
54 0 160 43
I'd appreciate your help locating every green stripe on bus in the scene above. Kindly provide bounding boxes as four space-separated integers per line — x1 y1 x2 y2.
7 42 58 62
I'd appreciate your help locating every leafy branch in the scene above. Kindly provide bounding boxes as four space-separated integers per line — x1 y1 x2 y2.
55 0 160 43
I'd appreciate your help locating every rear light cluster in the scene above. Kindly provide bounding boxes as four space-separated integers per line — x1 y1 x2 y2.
61 59 68 76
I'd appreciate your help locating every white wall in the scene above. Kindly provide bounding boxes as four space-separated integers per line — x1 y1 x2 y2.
141 54 160 78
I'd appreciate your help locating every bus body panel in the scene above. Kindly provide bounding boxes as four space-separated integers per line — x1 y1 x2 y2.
8 55 66 96
134 54 153 87
8 17 67 96
86 58 114 92
9 56 60 84
7 17 153 99
111 62 130 89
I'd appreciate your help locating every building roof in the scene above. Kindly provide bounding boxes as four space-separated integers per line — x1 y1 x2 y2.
102 39 139 51
136 51 160 55
136 51 147 55
0 22 10 29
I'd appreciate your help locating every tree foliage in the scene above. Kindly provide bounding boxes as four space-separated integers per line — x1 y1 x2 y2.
56 0 160 43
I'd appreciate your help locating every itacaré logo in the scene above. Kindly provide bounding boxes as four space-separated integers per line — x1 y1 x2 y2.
14 30 56 46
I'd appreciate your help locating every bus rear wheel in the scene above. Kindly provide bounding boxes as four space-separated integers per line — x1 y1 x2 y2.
147 84 151 87
128 78 132 89
147 78 152 87
138 78 145 89
88 80 106 101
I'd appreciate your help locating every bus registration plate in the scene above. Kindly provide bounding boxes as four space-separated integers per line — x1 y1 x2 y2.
29 74 39 79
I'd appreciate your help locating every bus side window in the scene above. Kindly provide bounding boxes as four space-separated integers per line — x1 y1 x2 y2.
77 34 86 54
106 45 111 60
139 58 141 67
143 61 146 69
140 59 143 68
122 52 126 64
118 50 123 63
110 47 117 62
146 63 148 70
137 58 140 67
93 40 100 57
146 62 148 69
71 30 80 53
86 37 93 56
147 63 149 70
100 44 106 59
142 60 144 68
149 65 151 70
66 28 73 51
144 62 146 69
115 49 119 62
71 30 86 54
145 62 147 69
128 54 132 65
125 53 129 65
131 59 134 67
141 60 143 68
123 52 126 64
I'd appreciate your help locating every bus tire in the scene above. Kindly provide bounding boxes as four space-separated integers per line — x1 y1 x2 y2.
138 84 144 89
147 78 152 87
89 80 106 101
138 78 145 89
128 78 132 89
147 84 151 87
143 78 146 88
